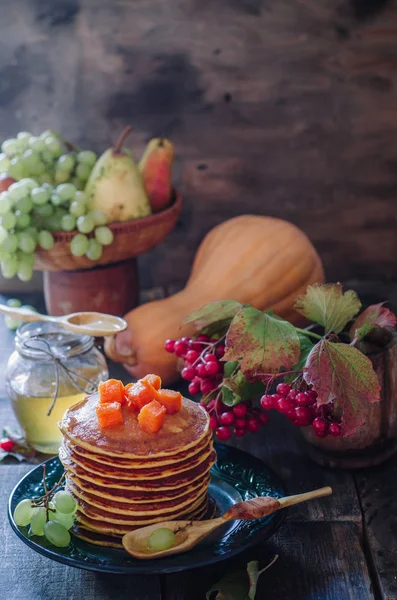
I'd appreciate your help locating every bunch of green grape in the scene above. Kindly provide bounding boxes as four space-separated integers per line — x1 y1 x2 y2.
13 489 77 548
0 177 114 281
0 130 96 189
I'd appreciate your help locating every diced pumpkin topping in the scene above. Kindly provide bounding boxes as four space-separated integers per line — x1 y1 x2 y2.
96 401 124 429
138 400 166 434
156 389 183 414
98 379 125 405
125 381 158 412
141 373 162 390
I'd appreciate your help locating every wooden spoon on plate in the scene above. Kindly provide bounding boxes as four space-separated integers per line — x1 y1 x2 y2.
123 486 332 559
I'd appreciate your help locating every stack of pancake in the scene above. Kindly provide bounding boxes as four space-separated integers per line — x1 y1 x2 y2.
59 392 216 548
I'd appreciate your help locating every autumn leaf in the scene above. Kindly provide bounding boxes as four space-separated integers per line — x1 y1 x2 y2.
349 302 397 342
295 284 361 334
303 340 381 436
284 333 314 384
206 557 278 600
184 301 243 330
222 362 266 406
224 308 300 377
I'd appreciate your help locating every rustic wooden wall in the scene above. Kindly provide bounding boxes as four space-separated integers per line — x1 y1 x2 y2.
1 0 397 290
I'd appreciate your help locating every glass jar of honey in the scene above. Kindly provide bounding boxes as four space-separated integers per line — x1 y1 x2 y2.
6 322 109 453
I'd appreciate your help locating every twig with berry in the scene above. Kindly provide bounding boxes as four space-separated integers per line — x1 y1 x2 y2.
165 285 397 441
0 426 36 462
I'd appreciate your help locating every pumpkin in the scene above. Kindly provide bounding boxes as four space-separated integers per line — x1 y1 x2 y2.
104 215 324 384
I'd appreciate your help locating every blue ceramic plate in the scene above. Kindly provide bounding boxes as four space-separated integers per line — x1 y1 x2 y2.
8 444 286 574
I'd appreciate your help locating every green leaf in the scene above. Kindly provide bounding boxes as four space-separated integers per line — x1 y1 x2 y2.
184 301 243 329
284 333 314 384
224 307 300 377
349 302 397 342
304 339 381 436
295 283 361 334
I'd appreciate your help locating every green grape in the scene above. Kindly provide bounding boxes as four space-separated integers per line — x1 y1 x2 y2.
31 186 52 205
2 255 18 278
55 169 70 184
13 499 34 527
147 528 176 552
75 191 87 204
54 490 77 514
6 298 21 307
38 173 53 185
41 149 54 165
44 136 63 158
61 214 76 231
77 150 97 167
53 512 75 530
0 153 11 172
8 182 29 202
40 130 57 140
51 193 64 206
38 230 54 250
57 154 75 172
43 216 62 231
71 177 84 190
22 149 39 167
16 196 33 213
15 211 31 230
2 139 18 157
2 233 18 253
17 250 35 267
19 178 39 193
29 160 46 176
29 136 46 152
56 183 76 201
5 316 22 330
69 200 86 217
44 521 71 548
24 226 39 241
0 193 11 214
76 214 94 234
75 163 91 181
70 233 89 257
17 261 33 282
35 203 53 218
17 132 32 151
30 507 47 536
95 226 114 246
86 238 103 261
8 158 26 180
1 212 17 230
89 210 107 226
0 226 8 245
18 232 36 254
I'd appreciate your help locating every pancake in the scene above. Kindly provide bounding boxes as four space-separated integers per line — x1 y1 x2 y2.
60 393 210 458
60 387 216 550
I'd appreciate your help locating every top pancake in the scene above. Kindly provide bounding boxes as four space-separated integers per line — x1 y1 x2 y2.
59 393 210 458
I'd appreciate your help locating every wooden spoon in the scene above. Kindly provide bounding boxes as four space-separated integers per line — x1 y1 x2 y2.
123 486 332 559
0 304 127 337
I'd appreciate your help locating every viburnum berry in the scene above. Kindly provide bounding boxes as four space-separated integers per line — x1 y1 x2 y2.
209 415 219 430
204 353 217 363
294 406 313 426
233 403 248 418
181 336 191 344
181 367 196 381
259 412 269 425
220 412 235 426
216 345 225 358
234 428 247 438
188 340 202 352
186 349 199 363
260 394 274 411
328 422 342 437
214 398 229 413
286 408 297 421
196 334 210 342
216 427 232 441
205 361 219 375
164 339 175 353
288 389 298 401
196 363 208 377
276 383 291 397
188 380 201 395
200 379 217 395
276 397 295 415
306 390 318 403
296 392 310 407
207 398 216 412
234 418 246 429
174 340 188 357
247 418 262 433
312 417 328 437
0 438 14 452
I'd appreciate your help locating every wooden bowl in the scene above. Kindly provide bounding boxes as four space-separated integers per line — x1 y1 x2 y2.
34 191 182 271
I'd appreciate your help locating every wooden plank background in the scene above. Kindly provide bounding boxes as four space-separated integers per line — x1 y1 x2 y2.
1 0 397 291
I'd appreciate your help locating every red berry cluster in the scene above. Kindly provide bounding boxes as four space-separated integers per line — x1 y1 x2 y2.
202 398 268 441
260 383 342 438
164 334 225 396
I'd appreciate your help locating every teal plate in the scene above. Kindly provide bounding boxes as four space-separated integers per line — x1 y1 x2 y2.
8 444 286 574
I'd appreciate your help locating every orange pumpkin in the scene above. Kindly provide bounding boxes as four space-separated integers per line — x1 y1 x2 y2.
105 215 324 384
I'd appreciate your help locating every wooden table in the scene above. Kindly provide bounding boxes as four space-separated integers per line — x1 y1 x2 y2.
1 291 396 600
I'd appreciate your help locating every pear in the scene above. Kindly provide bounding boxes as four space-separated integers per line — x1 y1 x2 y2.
139 138 174 213
85 126 152 223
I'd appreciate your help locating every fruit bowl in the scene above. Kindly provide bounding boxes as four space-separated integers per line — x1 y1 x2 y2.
34 191 182 271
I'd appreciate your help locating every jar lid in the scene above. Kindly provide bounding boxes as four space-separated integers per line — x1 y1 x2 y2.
15 322 94 360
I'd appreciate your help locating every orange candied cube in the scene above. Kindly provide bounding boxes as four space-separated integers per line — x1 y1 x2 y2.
125 381 158 412
156 389 182 414
138 400 166 434
141 374 162 390
96 402 124 429
99 379 125 405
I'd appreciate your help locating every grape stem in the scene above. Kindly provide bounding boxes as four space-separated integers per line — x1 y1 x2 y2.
113 126 133 154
